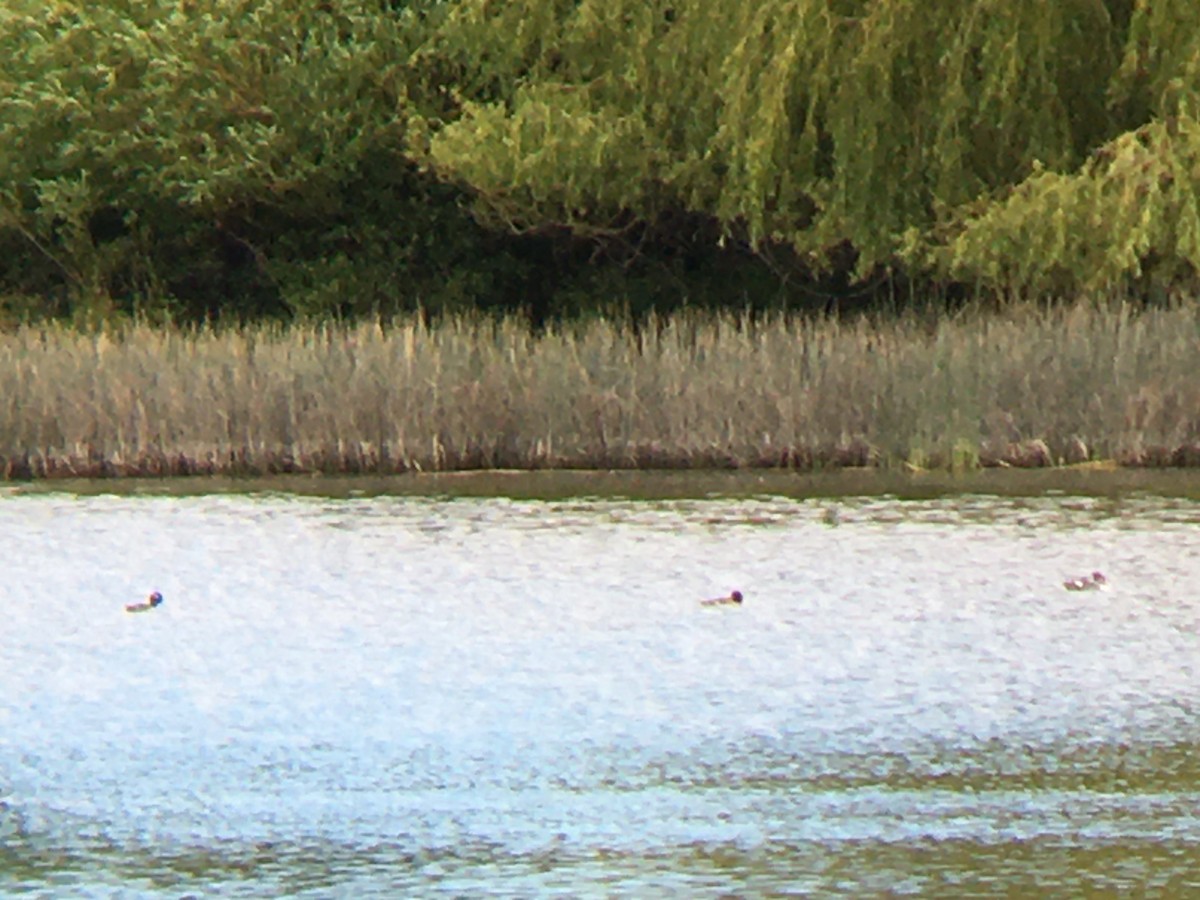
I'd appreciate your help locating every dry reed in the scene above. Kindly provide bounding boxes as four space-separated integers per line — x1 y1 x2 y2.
1 303 1199 478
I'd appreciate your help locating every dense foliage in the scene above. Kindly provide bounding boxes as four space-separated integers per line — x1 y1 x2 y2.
2 0 1198 323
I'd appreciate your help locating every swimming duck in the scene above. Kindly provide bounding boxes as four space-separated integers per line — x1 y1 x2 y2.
701 590 744 607
1063 572 1107 592
125 591 164 613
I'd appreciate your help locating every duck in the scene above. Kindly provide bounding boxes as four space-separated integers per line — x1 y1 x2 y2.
1063 572 1107 592
125 591 164 613
701 590 744 607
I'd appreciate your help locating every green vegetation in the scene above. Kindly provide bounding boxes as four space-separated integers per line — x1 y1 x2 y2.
4 3 1200 477
3 1 1200 323
2 303 1198 478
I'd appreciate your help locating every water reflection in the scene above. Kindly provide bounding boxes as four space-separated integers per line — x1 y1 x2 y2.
2 489 1200 894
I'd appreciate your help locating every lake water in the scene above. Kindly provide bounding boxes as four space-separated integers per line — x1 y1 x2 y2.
4 480 1200 895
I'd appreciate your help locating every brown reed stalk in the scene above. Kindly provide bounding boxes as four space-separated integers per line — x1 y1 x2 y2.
1 302 1198 479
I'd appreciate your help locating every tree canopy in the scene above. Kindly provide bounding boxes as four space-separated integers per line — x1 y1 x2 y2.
1 0 1198 322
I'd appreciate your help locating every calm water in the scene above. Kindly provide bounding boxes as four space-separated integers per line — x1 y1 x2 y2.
4 483 1200 895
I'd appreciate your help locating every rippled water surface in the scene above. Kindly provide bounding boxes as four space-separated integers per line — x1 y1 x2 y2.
4 482 1200 895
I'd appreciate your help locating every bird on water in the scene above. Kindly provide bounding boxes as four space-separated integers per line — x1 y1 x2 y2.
701 590 744 607
1063 572 1107 592
125 591 164 613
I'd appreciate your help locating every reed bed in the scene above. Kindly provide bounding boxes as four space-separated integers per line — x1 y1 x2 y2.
1 303 1199 478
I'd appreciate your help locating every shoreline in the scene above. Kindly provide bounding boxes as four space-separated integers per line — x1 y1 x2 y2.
3 441 1200 482
7 465 1200 502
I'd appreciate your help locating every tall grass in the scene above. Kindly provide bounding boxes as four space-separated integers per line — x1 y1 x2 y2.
2 303 1199 478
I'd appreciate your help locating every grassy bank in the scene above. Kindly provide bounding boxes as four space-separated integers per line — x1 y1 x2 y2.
2 303 1199 479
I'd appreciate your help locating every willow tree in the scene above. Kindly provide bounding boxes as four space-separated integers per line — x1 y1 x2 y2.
936 0 1200 294
5 0 1199 321
421 0 1200 295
